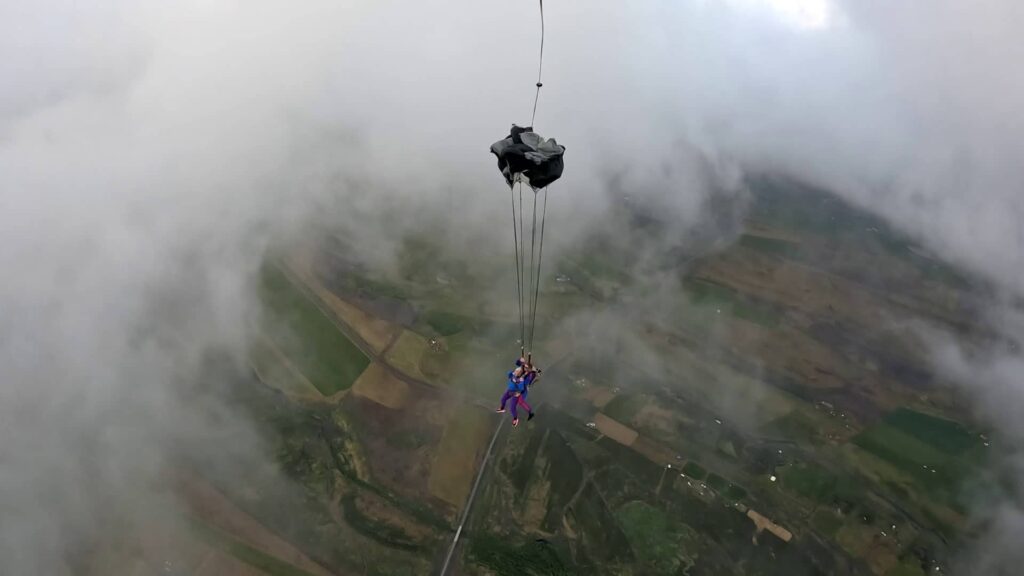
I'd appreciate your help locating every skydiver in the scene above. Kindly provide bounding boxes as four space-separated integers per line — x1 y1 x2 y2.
515 356 542 389
513 356 542 379
496 371 534 427
523 361 541 388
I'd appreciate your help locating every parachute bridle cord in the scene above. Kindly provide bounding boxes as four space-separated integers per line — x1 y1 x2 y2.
531 0 545 127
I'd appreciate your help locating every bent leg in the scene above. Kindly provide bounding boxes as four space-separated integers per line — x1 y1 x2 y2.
517 396 532 414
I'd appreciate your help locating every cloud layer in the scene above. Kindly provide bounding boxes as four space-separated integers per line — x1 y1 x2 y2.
2 0 1023 572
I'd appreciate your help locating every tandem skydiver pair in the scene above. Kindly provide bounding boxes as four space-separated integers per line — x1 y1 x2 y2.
496 357 541 427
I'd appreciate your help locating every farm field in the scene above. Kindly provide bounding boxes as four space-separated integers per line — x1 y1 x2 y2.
97 179 995 576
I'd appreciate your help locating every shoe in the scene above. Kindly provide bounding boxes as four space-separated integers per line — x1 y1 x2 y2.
512 418 520 428
495 408 506 413
528 412 535 421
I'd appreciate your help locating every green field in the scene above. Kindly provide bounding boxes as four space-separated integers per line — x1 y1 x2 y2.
883 408 981 455
683 280 782 328
615 501 687 574
779 461 838 503
541 431 586 533
467 534 571 576
761 409 837 446
571 482 633 565
723 483 747 502
681 461 707 480
422 309 471 336
261 265 370 395
810 509 844 538
852 410 982 506
511 428 547 492
234 178 994 576
706 473 728 492
601 393 648 424
346 271 410 300
885 559 927 576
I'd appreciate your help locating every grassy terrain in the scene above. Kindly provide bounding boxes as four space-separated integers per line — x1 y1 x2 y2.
883 408 982 455
541 431 586 533
422 309 471 336
261 264 370 395
249 337 321 399
208 358 450 574
739 234 800 258
429 409 492 506
383 330 432 382
467 534 571 576
683 279 782 328
601 393 648 424
852 409 983 506
615 501 688 574
778 461 838 503
341 494 422 551
682 461 707 480
223 175 997 575
724 483 747 502
571 482 634 566
706 473 729 492
191 520 317 576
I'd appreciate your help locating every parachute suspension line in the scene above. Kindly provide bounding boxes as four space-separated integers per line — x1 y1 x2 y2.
519 182 527 352
502 0 551 358
510 183 525 356
527 189 539 352
528 186 549 353
530 0 545 127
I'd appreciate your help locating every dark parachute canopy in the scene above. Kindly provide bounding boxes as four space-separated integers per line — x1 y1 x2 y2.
490 125 565 190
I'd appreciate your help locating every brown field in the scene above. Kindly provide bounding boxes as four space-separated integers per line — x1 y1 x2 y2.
742 220 804 243
311 285 399 354
694 249 889 329
581 385 616 409
835 520 901 573
285 248 400 354
86 471 333 576
383 330 433 383
428 408 493 507
631 436 677 466
634 402 685 437
339 394 448 511
351 363 410 409
724 321 856 391
704 366 797 426
86 522 211 576
194 551 268 576
747 509 793 543
594 413 638 447
175 473 335 576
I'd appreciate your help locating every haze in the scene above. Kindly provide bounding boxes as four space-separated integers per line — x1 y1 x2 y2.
1 0 1022 573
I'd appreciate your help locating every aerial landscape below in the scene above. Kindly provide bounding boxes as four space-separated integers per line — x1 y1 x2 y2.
89 180 999 575
2 1 1023 575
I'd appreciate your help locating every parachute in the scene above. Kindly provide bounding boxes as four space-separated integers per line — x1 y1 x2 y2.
490 125 565 190
490 1 561 365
